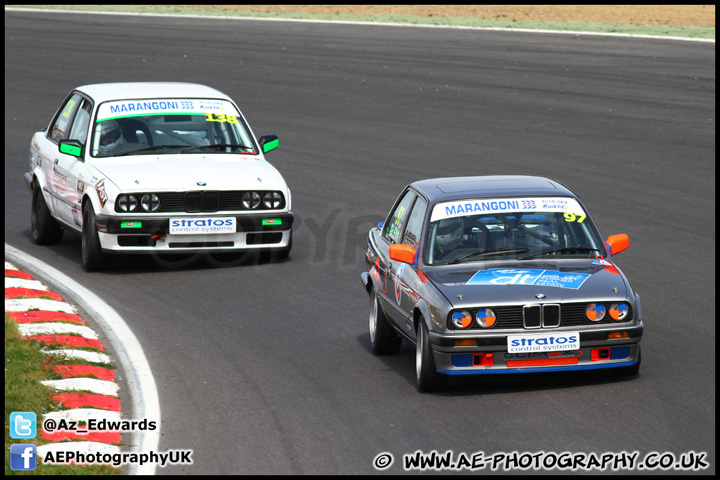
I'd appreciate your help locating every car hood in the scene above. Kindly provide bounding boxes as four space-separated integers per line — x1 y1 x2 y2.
91 155 287 192
424 260 629 308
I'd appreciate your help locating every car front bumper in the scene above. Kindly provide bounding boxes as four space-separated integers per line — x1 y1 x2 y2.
94 212 293 253
428 324 643 375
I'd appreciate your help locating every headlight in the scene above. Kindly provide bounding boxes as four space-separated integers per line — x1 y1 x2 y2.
451 310 473 329
585 303 606 322
117 194 138 212
262 191 283 209
608 303 629 321
475 308 497 328
141 194 160 212
242 191 261 209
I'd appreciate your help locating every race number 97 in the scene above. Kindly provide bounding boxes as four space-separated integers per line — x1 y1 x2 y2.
564 212 586 223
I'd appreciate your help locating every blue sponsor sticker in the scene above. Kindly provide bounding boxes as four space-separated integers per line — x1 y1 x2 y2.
466 268 590 289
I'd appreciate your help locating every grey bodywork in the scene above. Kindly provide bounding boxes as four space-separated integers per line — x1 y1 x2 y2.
361 175 642 390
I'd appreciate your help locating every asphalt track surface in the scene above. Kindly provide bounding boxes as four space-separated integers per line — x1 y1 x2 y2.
4 11 715 475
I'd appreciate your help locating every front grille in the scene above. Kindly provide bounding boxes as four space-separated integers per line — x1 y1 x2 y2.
115 191 285 213
523 305 542 329
522 304 561 328
184 191 220 212
447 302 633 330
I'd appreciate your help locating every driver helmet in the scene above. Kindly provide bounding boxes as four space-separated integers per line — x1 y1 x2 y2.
435 217 464 251
98 120 123 154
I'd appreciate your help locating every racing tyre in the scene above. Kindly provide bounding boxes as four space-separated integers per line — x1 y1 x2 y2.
82 202 111 272
416 319 447 392
31 181 63 245
368 287 402 355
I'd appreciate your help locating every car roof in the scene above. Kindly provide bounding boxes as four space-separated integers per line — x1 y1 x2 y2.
75 82 232 103
410 175 578 203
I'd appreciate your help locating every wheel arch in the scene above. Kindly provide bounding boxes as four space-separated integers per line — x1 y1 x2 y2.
412 299 434 341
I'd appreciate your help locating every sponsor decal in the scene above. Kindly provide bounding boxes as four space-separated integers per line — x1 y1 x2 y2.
504 350 583 359
169 218 236 235
395 263 406 303
507 332 580 353
98 99 239 121
430 197 585 222
95 179 108 207
466 268 590 289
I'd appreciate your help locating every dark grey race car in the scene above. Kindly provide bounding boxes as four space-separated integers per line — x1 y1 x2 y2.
361 175 642 392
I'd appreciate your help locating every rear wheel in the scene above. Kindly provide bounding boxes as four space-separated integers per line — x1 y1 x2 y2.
415 319 447 392
368 287 402 355
31 181 63 245
81 202 111 271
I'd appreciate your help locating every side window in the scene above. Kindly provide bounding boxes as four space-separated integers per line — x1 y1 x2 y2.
68 98 92 145
383 190 416 244
49 93 82 142
402 197 427 250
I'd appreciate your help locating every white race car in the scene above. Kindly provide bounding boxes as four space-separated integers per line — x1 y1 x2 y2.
25 82 293 271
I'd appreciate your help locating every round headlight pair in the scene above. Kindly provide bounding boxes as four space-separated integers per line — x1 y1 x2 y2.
585 303 629 322
117 194 160 212
451 309 496 329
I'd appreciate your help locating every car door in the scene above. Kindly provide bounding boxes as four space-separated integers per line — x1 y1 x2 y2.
396 195 428 326
45 93 92 229
376 189 416 328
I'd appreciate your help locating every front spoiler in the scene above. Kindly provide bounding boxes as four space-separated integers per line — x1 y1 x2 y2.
95 211 293 235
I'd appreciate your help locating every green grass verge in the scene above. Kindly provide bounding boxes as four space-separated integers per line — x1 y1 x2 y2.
4 314 119 475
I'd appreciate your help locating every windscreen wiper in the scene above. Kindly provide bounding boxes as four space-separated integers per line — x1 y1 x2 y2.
180 144 256 154
447 247 530 265
518 247 601 260
114 145 182 156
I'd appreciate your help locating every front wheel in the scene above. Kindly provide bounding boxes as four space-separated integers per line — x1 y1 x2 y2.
415 320 447 392
81 202 111 272
31 181 63 245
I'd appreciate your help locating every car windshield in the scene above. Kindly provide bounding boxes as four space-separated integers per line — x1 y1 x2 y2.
425 197 605 265
90 98 257 158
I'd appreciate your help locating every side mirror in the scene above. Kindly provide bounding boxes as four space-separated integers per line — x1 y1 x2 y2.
605 234 629 256
258 135 279 154
59 139 83 158
389 244 417 265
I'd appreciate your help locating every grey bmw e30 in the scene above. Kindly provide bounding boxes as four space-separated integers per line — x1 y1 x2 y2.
361 175 642 391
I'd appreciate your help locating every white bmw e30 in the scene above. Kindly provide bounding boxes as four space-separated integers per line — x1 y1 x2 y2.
25 82 293 271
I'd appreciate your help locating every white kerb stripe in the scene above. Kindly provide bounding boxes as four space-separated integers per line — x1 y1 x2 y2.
4 298 77 313
18 322 99 339
41 378 119 397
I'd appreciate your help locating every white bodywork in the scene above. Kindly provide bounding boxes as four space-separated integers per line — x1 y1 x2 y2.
27 82 292 262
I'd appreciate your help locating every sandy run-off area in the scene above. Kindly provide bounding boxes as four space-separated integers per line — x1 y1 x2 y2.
179 5 715 28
